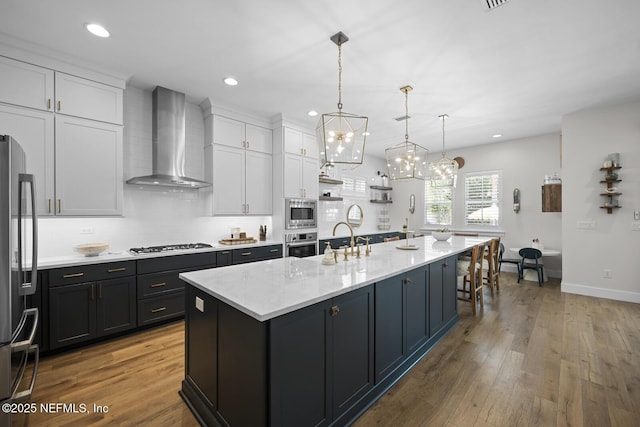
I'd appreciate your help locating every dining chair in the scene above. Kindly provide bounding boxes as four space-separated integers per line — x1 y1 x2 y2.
384 236 400 242
517 247 544 286
498 243 520 272
457 244 484 315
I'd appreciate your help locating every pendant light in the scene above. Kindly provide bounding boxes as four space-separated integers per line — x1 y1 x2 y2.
429 114 458 187
317 31 368 168
385 85 429 180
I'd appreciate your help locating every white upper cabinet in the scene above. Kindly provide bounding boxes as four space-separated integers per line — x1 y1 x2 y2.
54 73 123 125
55 116 123 216
213 115 272 154
284 128 319 159
0 56 54 111
0 104 54 214
282 128 319 199
210 114 273 215
0 56 125 216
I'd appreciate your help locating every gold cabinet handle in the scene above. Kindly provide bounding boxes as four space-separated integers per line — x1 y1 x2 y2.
330 305 340 317
91 284 95 300
57 100 61 111
404 277 412 285
48 198 51 213
99 283 103 299
63 272 84 278
57 199 61 213
107 267 126 273
151 282 167 288
269 249 279 253
47 99 51 110
241 252 252 256
221 251 230 255
151 307 167 313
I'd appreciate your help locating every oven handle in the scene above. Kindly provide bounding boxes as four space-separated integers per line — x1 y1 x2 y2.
286 241 318 248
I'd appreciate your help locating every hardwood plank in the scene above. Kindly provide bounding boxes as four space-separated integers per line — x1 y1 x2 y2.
12 272 640 427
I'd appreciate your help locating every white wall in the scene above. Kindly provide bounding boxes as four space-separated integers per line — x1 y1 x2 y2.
317 155 388 239
561 100 640 303
37 86 272 258
390 133 563 277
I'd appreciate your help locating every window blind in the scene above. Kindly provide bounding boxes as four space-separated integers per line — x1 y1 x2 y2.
464 171 502 226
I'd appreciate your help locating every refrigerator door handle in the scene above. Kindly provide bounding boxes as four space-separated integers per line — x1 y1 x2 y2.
11 308 38 352
18 173 37 296
12 344 39 402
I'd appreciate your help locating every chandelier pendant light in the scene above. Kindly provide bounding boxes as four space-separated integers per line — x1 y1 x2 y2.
317 31 368 168
429 114 458 187
385 85 429 180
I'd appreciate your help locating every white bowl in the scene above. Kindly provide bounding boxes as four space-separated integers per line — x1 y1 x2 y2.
432 231 452 241
75 242 109 257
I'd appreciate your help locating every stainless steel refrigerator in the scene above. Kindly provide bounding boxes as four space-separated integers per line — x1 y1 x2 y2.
0 135 39 427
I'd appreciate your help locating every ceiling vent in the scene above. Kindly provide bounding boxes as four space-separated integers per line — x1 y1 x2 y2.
481 0 511 10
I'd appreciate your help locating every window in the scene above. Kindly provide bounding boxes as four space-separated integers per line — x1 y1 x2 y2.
424 183 453 226
341 175 367 199
464 171 502 226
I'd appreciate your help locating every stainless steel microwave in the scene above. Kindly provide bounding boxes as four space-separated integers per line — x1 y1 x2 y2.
285 198 317 229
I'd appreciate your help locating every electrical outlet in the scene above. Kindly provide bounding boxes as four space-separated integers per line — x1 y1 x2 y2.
577 220 596 229
635 210 640 221
604 269 612 279
80 227 95 235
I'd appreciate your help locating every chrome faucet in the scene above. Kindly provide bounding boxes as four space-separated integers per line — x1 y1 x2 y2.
332 221 355 257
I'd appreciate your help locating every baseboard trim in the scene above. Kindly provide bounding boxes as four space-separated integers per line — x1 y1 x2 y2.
561 282 640 303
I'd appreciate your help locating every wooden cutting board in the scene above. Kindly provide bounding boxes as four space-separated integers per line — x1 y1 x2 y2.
218 237 258 245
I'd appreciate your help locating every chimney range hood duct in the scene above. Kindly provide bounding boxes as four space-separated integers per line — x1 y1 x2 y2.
126 86 211 189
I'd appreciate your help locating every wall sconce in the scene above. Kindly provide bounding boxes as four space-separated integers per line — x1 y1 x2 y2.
513 188 521 213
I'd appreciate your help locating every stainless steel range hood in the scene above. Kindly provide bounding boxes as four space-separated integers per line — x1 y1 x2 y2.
126 86 211 189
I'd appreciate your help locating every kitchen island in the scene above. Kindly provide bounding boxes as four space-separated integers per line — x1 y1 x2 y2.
179 235 489 427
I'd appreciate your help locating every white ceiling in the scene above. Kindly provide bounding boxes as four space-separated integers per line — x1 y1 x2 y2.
2 0 640 157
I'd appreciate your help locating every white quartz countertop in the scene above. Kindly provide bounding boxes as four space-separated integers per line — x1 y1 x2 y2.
35 240 283 269
180 235 491 322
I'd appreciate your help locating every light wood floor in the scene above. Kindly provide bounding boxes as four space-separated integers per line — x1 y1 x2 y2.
13 273 640 427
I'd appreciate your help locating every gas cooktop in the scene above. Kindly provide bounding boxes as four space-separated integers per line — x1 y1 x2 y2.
129 242 213 254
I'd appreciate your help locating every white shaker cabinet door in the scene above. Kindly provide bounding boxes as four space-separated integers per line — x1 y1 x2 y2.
245 150 272 215
283 153 303 198
0 104 55 214
0 56 54 111
55 116 123 215
212 144 245 215
54 73 123 125
302 156 319 199
213 115 244 148
245 124 272 154
302 132 319 159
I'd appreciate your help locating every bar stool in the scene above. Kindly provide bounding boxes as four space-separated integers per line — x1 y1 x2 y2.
457 244 484 315
482 238 500 293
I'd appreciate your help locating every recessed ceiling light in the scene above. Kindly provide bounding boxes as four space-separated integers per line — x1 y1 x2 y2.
492 134 503 138
223 77 238 86
307 110 318 117
85 23 110 38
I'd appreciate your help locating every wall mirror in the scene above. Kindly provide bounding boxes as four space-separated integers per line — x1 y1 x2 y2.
347 204 363 228
409 194 416 214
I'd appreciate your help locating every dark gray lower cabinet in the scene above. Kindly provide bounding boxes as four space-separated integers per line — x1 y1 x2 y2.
405 266 430 355
181 260 459 427
375 266 430 384
49 276 136 349
374 275 405 383
429 256 457 336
